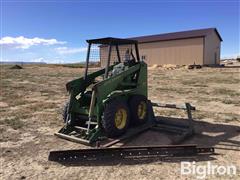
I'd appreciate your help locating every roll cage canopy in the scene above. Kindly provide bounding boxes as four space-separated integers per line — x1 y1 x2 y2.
84 37 140 80
86 37 138 45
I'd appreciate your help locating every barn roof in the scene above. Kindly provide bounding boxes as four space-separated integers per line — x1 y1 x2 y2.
129 28 222 43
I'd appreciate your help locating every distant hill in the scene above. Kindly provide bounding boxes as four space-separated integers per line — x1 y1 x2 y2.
60 61 100 68
0 61 47 65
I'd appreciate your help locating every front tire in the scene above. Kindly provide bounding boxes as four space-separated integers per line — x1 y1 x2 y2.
102 98 130 137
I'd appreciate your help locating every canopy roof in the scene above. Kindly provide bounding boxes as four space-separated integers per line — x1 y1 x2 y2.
86 37 138 45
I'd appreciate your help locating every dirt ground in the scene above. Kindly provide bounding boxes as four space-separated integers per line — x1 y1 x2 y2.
0 63 240 180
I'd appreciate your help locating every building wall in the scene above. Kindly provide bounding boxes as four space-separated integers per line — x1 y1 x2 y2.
138 38 204 65
100 37 204 66
204 31 221 65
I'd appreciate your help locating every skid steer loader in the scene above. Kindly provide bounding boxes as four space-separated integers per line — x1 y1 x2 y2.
55 37 195 146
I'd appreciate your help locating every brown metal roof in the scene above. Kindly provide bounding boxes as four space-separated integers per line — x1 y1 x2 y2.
128 28 222 43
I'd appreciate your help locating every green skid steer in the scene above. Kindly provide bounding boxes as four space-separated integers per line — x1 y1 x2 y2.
55 37 195 146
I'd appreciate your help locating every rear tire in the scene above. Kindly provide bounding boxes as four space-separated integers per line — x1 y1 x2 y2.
102 98 130 137
129 95 148 125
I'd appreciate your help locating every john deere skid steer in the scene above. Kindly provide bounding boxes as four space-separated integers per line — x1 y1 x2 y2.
48 37 216 163
55 37 195 146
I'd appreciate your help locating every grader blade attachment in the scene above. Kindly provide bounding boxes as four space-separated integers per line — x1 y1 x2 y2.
49 144 215 164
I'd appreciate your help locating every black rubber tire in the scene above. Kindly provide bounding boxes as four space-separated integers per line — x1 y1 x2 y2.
102 98 130 138
62 101 69 123
129 95 148 125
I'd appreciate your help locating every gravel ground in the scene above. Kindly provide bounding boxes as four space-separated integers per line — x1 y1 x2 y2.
1 63 239 180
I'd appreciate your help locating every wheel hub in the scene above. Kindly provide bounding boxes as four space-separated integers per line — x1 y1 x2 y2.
114 108 127 129
137 101 147 120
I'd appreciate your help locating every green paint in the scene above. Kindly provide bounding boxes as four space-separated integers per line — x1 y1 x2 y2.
62 39 148 144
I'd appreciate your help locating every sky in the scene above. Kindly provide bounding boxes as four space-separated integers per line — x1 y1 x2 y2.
1 0 239 63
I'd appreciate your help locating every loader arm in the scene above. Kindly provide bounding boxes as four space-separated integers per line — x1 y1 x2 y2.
66 65 115 92
65 65 115 115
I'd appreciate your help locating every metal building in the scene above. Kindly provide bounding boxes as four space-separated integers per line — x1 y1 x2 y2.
100 28 222 67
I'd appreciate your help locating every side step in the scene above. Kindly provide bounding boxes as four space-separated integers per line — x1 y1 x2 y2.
48 144 215 163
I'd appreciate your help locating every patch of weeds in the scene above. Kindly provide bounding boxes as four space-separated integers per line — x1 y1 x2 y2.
192 84 208 87
61 64 85 68
0 80 13 88
194 97 216 103
155 87 193 94
182 80 197 85
223 117 238 123
196 89 211 95
194 113 206 120
0 127 6 134
61 62 99 68
30 102 57 111
40 90 57 96
0 108 8 113
182 80 209 87
207 76 239 84
193 110 239 122
12 99 28 106
152 76 169 81
194 111 212 120
0 117 24 130
221 99 240 105
214 88 240 97
155 109 185 117
156 87 174 92
218 112 240 122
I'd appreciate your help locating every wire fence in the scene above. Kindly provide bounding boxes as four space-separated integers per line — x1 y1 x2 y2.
89 44 135 67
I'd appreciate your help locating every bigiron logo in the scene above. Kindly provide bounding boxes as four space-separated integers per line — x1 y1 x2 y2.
181 161 237 179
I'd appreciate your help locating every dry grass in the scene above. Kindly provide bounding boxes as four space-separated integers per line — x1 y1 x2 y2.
0 64 240 179
0 117 24 130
